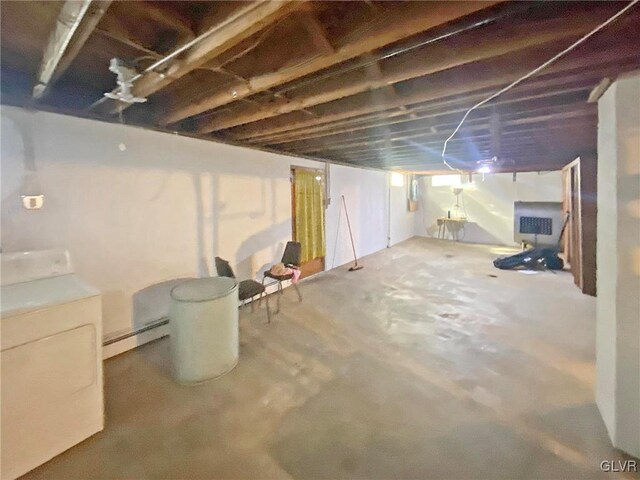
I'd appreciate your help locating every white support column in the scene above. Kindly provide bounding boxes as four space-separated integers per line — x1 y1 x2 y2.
596 71 640 458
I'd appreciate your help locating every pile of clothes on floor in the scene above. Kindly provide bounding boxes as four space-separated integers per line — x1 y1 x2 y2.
493 247 564 271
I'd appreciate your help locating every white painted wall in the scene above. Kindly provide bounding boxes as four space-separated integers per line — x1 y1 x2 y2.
415 171 563 246
596 77 618 444
595 72 640 458
389 174 417 247
325 164 389 269
1 106 416 354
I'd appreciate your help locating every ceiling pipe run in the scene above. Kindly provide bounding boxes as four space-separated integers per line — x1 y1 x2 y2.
33 0 94 98
89 1 268 111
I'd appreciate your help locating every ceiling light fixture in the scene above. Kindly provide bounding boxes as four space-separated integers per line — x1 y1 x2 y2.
440 0 639 171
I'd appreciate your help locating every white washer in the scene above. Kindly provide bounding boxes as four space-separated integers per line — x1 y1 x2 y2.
1 250 104 480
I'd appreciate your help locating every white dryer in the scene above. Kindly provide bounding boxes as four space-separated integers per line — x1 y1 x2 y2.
1 250 104 480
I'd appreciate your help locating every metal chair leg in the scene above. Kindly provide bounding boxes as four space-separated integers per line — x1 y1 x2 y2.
251 295 255 313
265 292 271 324
293 282 302 302
275 282 281 314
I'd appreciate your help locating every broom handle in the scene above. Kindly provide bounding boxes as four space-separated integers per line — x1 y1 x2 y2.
341 195 359 265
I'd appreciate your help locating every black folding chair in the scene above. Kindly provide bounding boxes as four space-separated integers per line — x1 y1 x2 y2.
263 241 302 313
215 257 271 323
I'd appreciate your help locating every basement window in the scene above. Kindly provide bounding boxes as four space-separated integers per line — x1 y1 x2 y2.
431 175 461 187
391 172 405 187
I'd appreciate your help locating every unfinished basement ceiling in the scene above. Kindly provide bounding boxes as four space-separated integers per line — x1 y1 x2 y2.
1 1 639 173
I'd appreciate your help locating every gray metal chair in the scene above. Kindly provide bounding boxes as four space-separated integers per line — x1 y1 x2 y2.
215 257 271 323
263 241 302 313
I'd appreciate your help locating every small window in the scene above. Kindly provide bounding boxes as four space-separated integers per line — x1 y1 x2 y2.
391 172 404 187
431 175 461 187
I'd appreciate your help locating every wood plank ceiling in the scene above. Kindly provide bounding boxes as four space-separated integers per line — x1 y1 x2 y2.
2 1 639 173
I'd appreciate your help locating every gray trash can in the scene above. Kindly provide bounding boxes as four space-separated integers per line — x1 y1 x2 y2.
169 277 239 384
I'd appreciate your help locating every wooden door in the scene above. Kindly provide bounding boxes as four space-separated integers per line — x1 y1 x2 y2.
563 160 582 288
291 167 325 278
562 157 596 294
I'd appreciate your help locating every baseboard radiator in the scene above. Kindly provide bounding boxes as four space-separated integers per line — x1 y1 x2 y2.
103 317 169 347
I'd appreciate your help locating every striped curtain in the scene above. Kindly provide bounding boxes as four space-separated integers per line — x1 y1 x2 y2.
294 170 325 263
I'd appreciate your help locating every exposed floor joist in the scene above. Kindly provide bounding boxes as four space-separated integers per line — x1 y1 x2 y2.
33 0 112 98
195 11 613 133
225 37 639 142
273 98 596 154
94 1 301 115
2 0 639 173
159 1 502 126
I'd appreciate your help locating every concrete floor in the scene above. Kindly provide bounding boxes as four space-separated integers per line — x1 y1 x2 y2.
24 238 638 479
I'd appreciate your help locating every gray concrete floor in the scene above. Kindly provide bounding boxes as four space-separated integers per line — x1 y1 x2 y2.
23 238 638 479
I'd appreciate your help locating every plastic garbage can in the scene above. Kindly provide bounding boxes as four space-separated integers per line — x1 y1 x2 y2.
169 277 239 384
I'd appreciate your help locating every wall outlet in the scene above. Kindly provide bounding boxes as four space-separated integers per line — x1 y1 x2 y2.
21 195 44 209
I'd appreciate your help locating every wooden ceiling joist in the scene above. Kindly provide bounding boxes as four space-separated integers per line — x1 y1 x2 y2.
4 0 640 173
159 1 502 126
240 62 635 146
331 125 596 162
276 94 594 154
136 1 195 42
262 85 593 148
326 118 597 154
33 0 112 98
296 7 334 56
95 0 301 115
93 28 163 59
195 11 613 133
342 142 597 168
225 40 640 143
290 112 596 157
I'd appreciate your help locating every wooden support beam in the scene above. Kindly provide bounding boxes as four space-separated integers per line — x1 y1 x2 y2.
33 0 112 98
314 123 596 162
355 159 577 174
297 8 334 55
225 38 640 141
136 1 195 42
277 97 594 154
242 65 629 145
260 82 595 146
331 134 594 163
313 124 596 160
322 119 596 160
339 150 596 173
343 145 589 169
195 11 615 133
95 1 300 115
159 1 502 125
94 27 163 59
283 107 596 155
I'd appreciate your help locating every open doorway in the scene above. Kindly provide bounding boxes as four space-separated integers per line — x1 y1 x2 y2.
291 166 325 278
